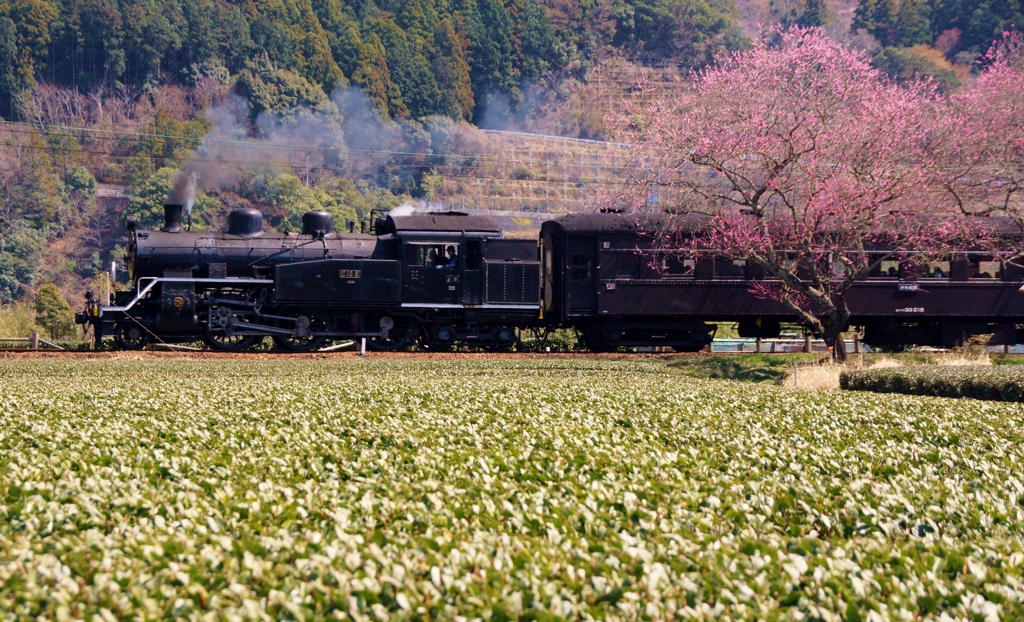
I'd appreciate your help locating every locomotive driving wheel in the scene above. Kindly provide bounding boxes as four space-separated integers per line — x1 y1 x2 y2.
203 306 260 351
271 315 327 351
367 315 415 351
114 321 150 350
203 328 259 351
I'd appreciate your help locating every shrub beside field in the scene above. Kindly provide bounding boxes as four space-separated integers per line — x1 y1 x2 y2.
841 365 1024 402
1 359 1024 619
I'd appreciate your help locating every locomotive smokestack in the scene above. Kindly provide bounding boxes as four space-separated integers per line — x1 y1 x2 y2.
162 204 184 233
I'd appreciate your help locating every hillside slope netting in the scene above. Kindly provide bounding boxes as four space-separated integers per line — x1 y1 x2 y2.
1 359 1023 619
841 365 1024 402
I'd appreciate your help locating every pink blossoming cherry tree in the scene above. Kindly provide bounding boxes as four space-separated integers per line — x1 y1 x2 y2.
942 33 1024 247
616 28 964 362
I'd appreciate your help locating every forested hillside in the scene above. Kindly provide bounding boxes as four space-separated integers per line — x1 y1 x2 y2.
0 0 1020 320
0 0 746 122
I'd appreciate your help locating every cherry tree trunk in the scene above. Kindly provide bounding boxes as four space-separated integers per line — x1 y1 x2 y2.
821 321 849 363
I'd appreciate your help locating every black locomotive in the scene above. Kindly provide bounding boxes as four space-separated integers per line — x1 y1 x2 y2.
78 204 539 351
78 206 1024 351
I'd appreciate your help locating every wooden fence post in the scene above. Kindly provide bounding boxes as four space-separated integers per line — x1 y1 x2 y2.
29 332 39 349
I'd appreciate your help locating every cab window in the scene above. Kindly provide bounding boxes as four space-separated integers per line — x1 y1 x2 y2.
406 243 449 267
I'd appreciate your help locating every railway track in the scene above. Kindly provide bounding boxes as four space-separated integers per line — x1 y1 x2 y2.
0 348 680 360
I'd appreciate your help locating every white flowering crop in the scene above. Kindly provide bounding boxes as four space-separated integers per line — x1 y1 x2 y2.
0 358 1022 620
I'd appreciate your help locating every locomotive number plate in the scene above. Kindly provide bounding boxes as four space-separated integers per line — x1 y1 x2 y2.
339 269 362 279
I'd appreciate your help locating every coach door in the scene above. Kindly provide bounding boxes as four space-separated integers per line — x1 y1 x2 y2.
567 236 597 313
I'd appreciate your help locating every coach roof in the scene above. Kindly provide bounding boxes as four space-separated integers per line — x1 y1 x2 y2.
546 211 710 233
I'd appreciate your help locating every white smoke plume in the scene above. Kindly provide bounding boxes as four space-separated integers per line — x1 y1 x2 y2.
167 171 197 214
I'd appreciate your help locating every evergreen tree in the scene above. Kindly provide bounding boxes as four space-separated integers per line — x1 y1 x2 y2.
80 0 126 89
796 0 829 27
235 53 335 120
1 0 59 87
508 0 558 82
352 31 404 117
0 17 19 117
33 283 75 340
0 221 45 303
854 0 897 46
314 0 361 76
367 14 440 119
294 0 346 92
431 17 475 120
896 0 932 47
121 0 185 87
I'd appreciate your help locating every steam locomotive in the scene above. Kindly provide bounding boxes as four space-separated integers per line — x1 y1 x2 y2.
76 205 1024 351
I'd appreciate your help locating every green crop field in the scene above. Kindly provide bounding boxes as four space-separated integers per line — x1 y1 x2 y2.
1 357 1023 620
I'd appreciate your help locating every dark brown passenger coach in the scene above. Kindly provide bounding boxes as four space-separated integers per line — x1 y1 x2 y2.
78 207 1024 351
541 212 1024 350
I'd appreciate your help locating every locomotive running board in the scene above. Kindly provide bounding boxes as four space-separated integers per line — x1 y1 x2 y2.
400 303 540 310
100 277 273 314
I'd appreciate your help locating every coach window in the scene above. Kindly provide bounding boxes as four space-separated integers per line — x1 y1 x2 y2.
616 254 640 278
923 261 950 278
660 256 695 278
870 260 901 278
714 258 746 279
571 254 592 280
970 258 1001 279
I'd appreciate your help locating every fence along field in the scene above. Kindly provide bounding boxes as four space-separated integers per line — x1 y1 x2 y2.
1 358 1022 619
